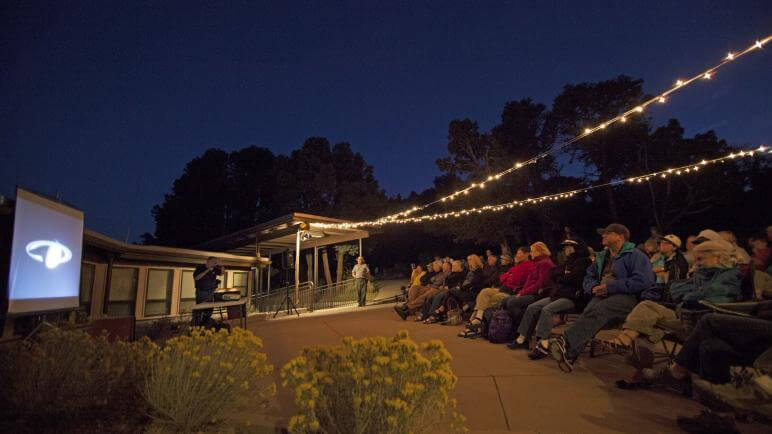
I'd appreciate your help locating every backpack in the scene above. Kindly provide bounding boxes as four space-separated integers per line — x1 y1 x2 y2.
482 307 514 343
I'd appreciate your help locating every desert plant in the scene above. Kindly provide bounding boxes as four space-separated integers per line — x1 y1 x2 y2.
143 327 275 432
137 317 190 344
281 330 467 434
0 327 156 420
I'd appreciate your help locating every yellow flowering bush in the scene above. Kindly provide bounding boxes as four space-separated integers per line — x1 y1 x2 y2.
0 327 156 419
143 327 275 432
281 330 467 433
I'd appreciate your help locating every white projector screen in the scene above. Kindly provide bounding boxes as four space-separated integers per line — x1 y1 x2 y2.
7 188 84 314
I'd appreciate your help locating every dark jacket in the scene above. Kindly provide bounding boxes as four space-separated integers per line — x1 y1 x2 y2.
584 241 656 295
550 241 593 305
419 270 438 286
480 263 501 288
459 269 485 293
444 271 467 290
663 251 689 282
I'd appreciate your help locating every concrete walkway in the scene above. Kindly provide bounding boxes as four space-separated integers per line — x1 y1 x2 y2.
243 300 739 433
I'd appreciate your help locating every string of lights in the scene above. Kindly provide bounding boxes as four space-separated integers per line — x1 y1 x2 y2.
311 145 770 229
366 35 771 224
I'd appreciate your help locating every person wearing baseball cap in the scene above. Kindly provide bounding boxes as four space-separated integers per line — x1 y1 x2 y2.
653 234 689 283
547 222 655 373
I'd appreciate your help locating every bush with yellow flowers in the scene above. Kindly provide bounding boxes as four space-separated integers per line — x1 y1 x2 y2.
0 327 156 421
281 330 467 433
143 327 275 432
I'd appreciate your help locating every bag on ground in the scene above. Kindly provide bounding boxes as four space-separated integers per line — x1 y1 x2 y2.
483 307 514 343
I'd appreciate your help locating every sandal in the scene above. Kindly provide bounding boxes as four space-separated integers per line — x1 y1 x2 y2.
423 316 439 324
602 330 637 352
458 329 479 338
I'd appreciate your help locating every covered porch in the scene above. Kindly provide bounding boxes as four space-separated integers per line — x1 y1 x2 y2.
195 213 370 312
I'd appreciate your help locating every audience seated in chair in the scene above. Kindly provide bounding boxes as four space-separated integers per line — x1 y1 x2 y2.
420 259 467 323
393 260 444 319
510 238 592 359
458 248 532 337
423 254 486 324
548 223 655 372
501 241 555 341
608 239 744 389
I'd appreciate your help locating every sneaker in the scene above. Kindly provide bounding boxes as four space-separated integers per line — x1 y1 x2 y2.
528 349 547 360
676 411 739 434
548 336 577 373
394 305 408 321
506 340 529 350
641 364 692 396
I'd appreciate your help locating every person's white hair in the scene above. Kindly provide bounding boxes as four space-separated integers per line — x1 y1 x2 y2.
693 240 737 268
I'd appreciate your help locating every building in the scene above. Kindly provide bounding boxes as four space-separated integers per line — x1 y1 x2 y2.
1 196 368 339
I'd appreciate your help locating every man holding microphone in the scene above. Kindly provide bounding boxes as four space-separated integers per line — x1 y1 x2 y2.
193 256 223 327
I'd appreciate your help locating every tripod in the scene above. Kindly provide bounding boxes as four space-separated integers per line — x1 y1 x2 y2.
273 285 300 318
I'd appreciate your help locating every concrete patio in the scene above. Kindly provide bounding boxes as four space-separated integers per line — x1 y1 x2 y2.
243 297 729 433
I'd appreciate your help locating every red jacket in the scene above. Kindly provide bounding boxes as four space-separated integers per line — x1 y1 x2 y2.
499 260 536 291
518 255 556 296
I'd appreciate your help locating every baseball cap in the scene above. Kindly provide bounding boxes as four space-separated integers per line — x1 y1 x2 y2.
560 239 580 246
659 234 682 248
596 223 630 240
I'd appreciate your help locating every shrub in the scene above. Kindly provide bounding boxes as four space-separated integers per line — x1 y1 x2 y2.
281 330 467 433
137 317 190 344
143 327 275 432
0 327 156 420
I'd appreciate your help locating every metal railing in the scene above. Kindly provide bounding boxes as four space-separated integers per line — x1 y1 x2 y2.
252 279 358 314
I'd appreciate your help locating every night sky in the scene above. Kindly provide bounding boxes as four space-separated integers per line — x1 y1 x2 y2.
2 1 770 242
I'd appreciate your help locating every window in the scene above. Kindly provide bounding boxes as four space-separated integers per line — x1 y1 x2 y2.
106 267 138 317
179 270 196 314
145 269 173 317
232 271 248 297
79 263 95 314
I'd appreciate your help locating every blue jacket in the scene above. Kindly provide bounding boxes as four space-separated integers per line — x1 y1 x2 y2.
583 241 655 295
669 267 742 304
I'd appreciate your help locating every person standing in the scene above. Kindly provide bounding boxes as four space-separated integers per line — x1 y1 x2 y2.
352 256 371 307
193 256 222 326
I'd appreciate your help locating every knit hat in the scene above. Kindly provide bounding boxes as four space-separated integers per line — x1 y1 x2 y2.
659 234 682 248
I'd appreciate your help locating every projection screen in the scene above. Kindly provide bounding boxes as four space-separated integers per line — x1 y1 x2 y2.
7 188 84 314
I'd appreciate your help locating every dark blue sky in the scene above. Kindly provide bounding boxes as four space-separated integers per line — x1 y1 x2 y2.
2 1 770 242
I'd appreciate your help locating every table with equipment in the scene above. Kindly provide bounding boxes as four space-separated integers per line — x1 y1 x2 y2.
191 297 248 329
